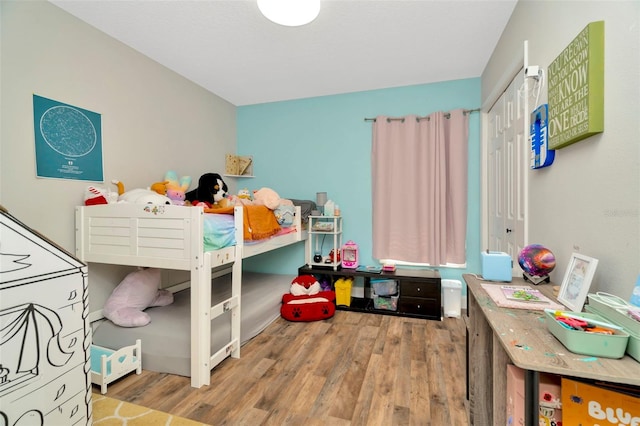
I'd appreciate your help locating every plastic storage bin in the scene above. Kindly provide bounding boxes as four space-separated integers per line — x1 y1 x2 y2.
371 279 398 296
373 294 399 311
585 293 640 362
335 277 353 306
545 310 630 358
442 279 462 318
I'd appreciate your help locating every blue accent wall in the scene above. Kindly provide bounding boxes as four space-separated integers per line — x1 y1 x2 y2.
237 78 481 288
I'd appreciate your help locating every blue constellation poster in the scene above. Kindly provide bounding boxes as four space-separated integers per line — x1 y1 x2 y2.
33 94 103 181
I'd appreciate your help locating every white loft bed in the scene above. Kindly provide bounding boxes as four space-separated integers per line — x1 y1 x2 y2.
75 203 305 388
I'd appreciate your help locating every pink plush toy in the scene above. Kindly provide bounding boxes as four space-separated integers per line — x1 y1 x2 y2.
253 187 281 210
103 268 173 327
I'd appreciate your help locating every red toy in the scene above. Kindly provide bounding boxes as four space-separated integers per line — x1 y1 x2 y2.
280 275 336 322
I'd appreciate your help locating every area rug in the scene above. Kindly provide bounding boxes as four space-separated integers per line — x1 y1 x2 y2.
92 393 210 425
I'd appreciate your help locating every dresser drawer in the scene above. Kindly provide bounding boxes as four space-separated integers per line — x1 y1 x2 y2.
399 280 439 298
398 296 440 316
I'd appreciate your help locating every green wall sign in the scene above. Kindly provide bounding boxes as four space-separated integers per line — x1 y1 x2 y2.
548 21 604 149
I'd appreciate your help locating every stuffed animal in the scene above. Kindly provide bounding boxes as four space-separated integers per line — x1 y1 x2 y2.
227 188 254 206
112 180 172 205
280 275 336 322
103 268 174 327
84 185 118 205
185 173 228 206
164 171 192 205
149 180 169 195
238 188 252 200
253 187 281 210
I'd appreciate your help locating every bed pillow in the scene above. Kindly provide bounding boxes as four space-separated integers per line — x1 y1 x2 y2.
290 199 316 223
273 204 295 227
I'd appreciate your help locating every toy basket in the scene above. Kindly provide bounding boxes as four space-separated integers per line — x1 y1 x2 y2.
371 279 398 297
373 294 399 311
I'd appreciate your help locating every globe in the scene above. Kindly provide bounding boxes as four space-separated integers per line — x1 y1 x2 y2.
518 244 556 277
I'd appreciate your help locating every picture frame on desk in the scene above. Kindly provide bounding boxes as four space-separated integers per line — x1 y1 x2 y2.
558 253 598 312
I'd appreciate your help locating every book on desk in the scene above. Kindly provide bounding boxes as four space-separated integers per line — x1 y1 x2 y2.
481 283 564 311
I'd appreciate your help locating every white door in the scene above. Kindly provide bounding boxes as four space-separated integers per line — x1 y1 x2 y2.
487 69 527 274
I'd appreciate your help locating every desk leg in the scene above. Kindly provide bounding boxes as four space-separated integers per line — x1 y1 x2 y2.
525 370 539 426
492 336 509 426
468 293 492 425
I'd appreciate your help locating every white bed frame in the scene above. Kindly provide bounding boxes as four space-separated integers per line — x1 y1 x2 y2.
75 203 304 388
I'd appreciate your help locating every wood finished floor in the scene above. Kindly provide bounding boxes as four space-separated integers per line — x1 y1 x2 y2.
100 310 469 425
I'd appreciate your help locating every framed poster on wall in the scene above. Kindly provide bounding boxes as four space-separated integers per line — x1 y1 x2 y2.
33 94 103 182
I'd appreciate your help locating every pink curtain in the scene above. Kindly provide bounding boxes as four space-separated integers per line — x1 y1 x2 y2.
372 109 468 265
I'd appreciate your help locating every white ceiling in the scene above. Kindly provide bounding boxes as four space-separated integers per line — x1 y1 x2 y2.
49 0 518 106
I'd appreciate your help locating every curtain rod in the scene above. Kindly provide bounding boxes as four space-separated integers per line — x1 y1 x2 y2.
364 108 481 122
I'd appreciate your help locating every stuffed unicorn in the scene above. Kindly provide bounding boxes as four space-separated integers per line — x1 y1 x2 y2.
164 171 192 205
103 268 173 327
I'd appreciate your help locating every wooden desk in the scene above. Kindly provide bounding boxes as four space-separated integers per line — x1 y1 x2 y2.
464 273 640 425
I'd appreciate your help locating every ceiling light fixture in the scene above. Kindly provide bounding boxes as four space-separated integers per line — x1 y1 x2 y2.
257 0 321 27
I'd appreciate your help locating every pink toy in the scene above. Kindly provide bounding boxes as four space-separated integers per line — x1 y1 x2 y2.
103 268 173 327
253 187 281 210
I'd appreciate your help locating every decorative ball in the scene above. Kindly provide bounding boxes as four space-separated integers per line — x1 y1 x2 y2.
518 244 556 277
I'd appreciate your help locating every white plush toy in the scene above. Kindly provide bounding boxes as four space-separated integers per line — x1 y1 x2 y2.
112 179 172 205
118 188 172 205
103 268 174 327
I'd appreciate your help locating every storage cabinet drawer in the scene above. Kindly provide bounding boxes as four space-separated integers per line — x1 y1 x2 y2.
398 296 439 316
399 280 439 298
297 265 442 321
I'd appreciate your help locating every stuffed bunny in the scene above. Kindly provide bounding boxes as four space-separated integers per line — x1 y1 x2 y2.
164 171 192 205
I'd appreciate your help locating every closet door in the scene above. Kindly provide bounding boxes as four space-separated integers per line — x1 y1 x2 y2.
487 70 527 274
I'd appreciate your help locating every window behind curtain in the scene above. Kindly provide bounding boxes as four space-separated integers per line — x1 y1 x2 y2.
371 109 469 266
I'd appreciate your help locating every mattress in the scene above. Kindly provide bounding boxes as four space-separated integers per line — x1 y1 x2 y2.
203 212 236 251
91 272 292 377
202 208 296 251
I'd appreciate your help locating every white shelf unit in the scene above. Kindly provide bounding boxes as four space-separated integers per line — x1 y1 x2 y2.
306 216 343 270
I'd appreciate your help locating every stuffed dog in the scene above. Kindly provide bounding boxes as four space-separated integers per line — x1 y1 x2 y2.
185 173 228 205
280 275 336 322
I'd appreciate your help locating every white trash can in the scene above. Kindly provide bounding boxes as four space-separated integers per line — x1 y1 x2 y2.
441 279 462 318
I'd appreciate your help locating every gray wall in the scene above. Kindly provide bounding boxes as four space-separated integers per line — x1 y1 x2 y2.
482 0 639 298
1 1 236 307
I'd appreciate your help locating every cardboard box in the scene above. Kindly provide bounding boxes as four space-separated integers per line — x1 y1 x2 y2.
506 364 562 426
562 377 640 424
